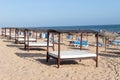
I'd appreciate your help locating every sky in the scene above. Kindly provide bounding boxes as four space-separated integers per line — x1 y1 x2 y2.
0 0 120 27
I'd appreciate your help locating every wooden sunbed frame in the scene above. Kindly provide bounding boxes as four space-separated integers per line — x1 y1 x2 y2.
46 30 99 68
1 27 99 68
14 29 37 44
1 27 9 37
1 28 17 40
24 29 54 51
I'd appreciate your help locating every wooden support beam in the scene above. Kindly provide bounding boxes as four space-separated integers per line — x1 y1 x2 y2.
80 33 83 50
46 32 50 62
57 32 61 68
96 33 99 67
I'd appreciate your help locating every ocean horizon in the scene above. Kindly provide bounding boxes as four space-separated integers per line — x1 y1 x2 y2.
1 24 120 33
28 24 120 33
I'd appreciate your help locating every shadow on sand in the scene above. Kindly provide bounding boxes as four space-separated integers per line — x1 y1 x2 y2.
106 47 120 51
70 47 89 50
15 52 84 67
35 58 85 67
19 47 46 51
3 40 15 43
99 51 120 58
15 52 46 58
6 44 24 48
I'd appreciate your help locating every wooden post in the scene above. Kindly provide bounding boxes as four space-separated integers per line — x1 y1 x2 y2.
27 30 30 51
15 29 16 43
105 37 107 52
36 31 37 42
46 32 50 62
61 33 63 42
87 32 88 42
9 28 11 39
80 33 83 50
72 34 73 40
24 30 27 49
57 32 61 68
16 29 19 44
5 28 6 37
96 32 99 67
2 28 3 36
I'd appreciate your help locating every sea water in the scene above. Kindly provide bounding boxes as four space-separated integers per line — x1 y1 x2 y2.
28 24 120 33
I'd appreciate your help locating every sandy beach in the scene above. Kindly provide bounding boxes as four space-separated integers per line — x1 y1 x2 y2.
0 0 120 79
0 34 120 80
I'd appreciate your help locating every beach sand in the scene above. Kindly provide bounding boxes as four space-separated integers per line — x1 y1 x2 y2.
0 34 120 80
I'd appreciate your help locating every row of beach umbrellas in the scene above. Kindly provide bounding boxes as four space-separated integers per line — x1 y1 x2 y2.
99 31 119 40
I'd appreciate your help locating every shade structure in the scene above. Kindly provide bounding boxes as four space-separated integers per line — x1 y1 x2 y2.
99 31 119 52
46 29 99 68
99 31 118 40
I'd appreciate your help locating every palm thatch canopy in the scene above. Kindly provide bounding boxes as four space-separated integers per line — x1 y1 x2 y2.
99 31 118 40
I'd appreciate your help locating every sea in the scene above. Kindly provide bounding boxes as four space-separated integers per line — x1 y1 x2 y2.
32 24 120 33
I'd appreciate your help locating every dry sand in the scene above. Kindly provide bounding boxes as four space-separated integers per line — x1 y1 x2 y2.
0 35 120 80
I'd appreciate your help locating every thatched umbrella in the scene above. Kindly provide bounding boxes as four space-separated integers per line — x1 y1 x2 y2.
99 31 118 40
99 31 119 52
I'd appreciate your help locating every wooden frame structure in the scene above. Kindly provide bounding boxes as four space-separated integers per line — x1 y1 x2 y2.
1 27 99 68
1 27 8 37
15 28 25 44
24 29 54 51
46 30 99 68
14 28 37 44
1 27 17 39
8 28 16 39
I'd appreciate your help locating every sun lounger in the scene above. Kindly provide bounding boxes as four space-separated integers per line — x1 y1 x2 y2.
89 42 109 47
40 33 48 38
15 38 37 44
25 42 53 51
2 33 9 36
11 35 24 39
71 40 88 47
25 42 53 47
48 50 96 59
50 37 58 43
11 35 24 38
111 40 120 45
17 38 36 41
66 35 71 39
98 42 103 46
